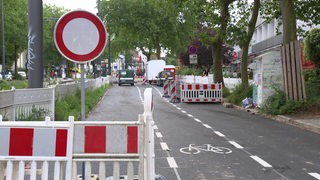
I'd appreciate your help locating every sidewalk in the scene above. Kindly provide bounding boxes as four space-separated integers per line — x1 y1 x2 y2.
232 105 320 135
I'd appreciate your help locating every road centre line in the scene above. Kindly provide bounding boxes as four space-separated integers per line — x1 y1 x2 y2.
229 141 244 149
214 131 226 137
156 132 163 138
187 114 193 118
203 124 212 129
160 142 170 151
194 118 202 123
167 157 178 168
309 173 320 179
250 155 273 168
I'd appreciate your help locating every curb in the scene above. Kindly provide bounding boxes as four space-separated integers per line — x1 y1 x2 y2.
229 104 320 135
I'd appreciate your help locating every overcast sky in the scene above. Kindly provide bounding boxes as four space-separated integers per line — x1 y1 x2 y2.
43 0 97 13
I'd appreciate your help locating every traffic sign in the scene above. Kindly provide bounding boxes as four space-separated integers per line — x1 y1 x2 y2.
54 10 107 63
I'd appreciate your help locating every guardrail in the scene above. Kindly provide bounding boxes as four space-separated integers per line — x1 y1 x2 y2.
0 88 155 180
0 77 110 121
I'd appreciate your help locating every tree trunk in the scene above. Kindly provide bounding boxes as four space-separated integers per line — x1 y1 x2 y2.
279 0 297 44
213 41 223 83
240 0 260 87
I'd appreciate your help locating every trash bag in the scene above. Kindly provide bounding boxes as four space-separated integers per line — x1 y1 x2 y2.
242 97 253 108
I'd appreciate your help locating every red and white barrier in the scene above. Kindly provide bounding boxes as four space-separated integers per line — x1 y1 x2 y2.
169 80 178 103
180 83 223 102
73 125 139 154
0 127 68 157
0 88 155 180
163 79 169 97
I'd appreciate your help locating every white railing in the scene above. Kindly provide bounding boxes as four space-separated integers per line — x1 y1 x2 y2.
0 77 110 121
0 88 155 180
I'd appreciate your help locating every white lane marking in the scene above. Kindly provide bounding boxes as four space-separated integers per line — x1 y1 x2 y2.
156 132 163 138
181 110 187 113
167 157 178 168
203 124 212 129
153 125 158 130
229 141 244 149
160 142 170 151
309 173 320 179
250 156 272 168
176 107 181 110
187 114 193 118
194 118 202 123
214 131 225 137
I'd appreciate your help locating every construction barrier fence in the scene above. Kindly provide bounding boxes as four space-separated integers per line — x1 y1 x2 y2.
0 88 155 180
180 83 223 103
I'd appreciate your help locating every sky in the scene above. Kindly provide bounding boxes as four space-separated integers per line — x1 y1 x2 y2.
43 0 98 13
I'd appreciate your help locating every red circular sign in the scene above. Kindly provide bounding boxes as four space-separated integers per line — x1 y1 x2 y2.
54 10 107 63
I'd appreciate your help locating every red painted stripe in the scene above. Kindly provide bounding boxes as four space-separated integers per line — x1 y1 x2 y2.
187 84 192 90
211 84 215 89
204 84 208 90
85 126 106 153
188 99 192 102
9 128 34 156
204 99 208 102
195 84 200 90
219 84 222 89
55 129 68 156
181 84 185 90
196 99 200 102
127 126 138 153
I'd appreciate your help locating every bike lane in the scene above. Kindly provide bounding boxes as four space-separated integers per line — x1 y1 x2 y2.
151 85 286 180
175 102 320 180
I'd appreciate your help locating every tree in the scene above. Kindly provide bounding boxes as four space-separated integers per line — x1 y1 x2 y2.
230 0 260 87
304 28 320 68
2 0 28 75
279 0 297 44
101 0 189 60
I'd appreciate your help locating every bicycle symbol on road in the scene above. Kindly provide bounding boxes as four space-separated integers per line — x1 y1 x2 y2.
180 144 232 155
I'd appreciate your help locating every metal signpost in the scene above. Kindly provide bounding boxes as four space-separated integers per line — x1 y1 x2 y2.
54 10 107 121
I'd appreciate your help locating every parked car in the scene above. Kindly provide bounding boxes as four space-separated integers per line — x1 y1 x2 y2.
0 71 12 80
17 71 27 79
156 70 173 86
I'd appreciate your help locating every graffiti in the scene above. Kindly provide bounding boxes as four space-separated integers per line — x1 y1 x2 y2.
27 27 36 70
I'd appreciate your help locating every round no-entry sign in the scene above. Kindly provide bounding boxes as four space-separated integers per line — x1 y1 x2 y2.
54 10 107 63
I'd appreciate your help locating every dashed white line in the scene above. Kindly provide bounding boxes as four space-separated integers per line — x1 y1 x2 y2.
250 156 272 168
181 110 187 113
203 124 212 129
167 157 178 168
160 142 170 151
194 118 202 123
153 125 158 130
309 173 320 179
187 114 193 118
156 132 163 138
229 141 244 149
214 131 225 137
176 107 181 110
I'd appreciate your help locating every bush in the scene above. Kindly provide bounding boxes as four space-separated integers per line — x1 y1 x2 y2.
176 67 203 76
55 83 111 121
226 84 253 105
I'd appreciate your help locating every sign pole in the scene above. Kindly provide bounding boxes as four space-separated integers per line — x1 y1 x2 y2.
81 64 85 121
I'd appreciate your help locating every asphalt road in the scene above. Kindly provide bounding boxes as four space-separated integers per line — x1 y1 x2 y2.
87 83 320 180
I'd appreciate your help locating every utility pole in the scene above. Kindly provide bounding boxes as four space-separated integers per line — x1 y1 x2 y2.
27 0 43 88
1 0 5 79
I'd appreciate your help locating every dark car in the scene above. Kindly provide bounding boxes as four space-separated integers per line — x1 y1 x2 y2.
156 71 173 86
118 69 135 86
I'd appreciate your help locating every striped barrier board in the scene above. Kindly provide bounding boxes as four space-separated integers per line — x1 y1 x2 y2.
180 83 223 103
169 80 178 103
162 80 169 97
0 127 68 157
73 125 139 154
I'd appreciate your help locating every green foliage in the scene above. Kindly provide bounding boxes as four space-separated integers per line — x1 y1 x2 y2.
16 106 49 121
226 84 252 105
259 70 320 115
0 80 28 90
55 84 112 121
260 90 304 115
176 67 203 76
304 28 320 68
